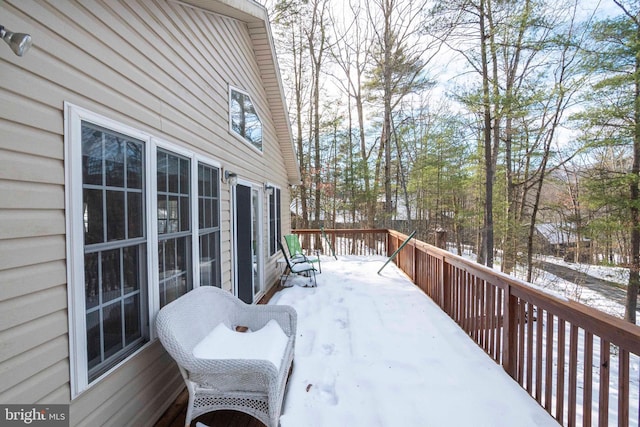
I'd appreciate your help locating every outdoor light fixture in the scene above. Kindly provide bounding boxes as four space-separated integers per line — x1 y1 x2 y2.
224 170 237 185
0 25 32 57
264 183 274 196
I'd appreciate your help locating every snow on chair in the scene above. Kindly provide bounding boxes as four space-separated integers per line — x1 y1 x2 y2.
155 286 297 427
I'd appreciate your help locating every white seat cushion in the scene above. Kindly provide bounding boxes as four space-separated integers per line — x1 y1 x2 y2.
193 319 289 370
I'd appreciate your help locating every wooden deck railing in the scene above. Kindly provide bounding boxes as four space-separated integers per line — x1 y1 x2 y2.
295 228 640 426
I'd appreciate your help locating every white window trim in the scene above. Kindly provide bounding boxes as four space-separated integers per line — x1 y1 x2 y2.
64 103 154 398
228 84 263 155
64 104 224 398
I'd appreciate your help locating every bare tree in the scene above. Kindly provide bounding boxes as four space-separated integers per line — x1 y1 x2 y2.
365 0 441 226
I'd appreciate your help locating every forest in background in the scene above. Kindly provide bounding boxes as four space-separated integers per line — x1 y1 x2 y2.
262 0 640 323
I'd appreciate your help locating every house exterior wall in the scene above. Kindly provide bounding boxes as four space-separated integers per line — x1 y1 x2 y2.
0 0 294 425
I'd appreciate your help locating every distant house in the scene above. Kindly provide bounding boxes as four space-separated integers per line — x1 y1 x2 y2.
0 0 299 425
534 223 590 260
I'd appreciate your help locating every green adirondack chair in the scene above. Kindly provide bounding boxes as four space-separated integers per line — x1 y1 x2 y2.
284 234 322 273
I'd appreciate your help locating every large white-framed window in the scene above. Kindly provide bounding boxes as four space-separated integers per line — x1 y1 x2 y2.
65 103 222 398
229 85 262 152
198 162 222 287
156 148 193 307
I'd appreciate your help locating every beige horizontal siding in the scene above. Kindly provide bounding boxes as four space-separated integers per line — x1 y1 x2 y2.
0 180 64 210
0 261 66 301
0 210 65 239
0 285 67 331
0 149 64 185
0 336 69 396
38 384 72 405
0 236 66 270
0 310 68 365
70 342 180 426
1 359 70 403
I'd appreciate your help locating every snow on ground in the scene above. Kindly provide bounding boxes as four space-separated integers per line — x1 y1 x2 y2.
539 255 630 286
269 256 559 427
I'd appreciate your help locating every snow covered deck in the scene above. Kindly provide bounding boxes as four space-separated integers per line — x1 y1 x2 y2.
268 256 559 427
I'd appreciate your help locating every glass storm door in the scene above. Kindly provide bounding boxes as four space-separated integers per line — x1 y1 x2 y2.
234 183 263 303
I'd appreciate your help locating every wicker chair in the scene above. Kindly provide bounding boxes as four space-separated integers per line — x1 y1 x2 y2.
156 286 297 427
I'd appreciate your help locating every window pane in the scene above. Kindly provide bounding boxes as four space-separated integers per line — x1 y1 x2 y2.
106 191 125 241
157 151 167 192
211 169 219 195
158 195 167 235
158 236 191 307
176 236 189 273
168 155 179 193
82 125 103 186
128 192 143 238
168 195 179 233
180 196 190 232
204 199 212 229
105 135 125 188
127 141 143 189
123 246 140 295
179 158 189 195
102 302 123 359
85 252 99 309
203 166 211 196
213 198 219 228
200 234 212 287
199 198 205 229
101 249 121 303
124 295 141 346
230 89 262 151
86 310 101 371
83 189 104 245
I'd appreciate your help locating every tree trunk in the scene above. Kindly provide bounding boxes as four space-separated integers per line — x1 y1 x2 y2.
625 27 640 323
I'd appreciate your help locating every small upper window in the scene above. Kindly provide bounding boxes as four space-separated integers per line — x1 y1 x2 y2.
230 87 262 151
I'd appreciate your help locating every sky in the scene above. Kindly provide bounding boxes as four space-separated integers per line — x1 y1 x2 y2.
266 256 561 427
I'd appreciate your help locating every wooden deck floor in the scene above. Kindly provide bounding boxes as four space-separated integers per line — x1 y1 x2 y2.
153 285 282 427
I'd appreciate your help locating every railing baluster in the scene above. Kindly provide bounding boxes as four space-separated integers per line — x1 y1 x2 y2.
545 311 554 413
496 287 503 363
618 349 629 427
536 309 544 404
518 299 526 385
526 302 534 393
557 318 566 422
584 331 593 427
600 339 610 427
488 284 495 357
568 324 578 427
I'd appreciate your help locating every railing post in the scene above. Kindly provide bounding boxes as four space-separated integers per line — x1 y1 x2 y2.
412 243 417 282
502 284 518 379
441 257 449 315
